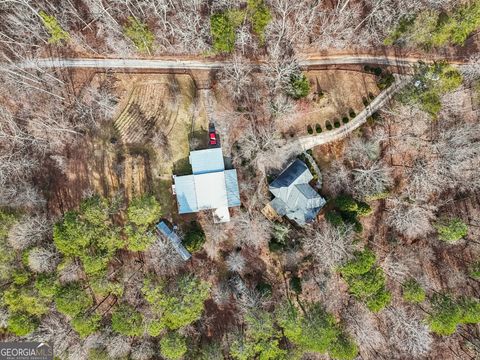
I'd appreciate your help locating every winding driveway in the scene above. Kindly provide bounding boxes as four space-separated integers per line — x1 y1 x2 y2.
282 75 410 154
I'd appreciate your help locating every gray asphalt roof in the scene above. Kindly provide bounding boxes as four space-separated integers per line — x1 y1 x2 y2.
269 159 325 225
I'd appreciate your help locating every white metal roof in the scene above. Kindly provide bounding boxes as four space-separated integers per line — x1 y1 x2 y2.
194 172 229 210
174 175 198 214
213 207 231 223
189 148 225 175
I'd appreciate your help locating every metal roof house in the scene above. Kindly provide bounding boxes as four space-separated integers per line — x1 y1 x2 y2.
156 221 191 261
268 159 326 225
173 147 240 223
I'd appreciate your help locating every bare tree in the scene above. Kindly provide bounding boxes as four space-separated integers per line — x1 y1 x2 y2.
130 338 155 360
58 259 83 284
226 251 246 274
322 159 353 197
106 334 132 359
303 222 357 270
144 237 183 276
343 303 384 358
230 211 271 249
219 56 253 103
7 215 50 250
386 199 436 239
460 54 480 83
383 307 433 358
212 281 232 307
352 161 392 200
27 246 59 273
28 312 76 356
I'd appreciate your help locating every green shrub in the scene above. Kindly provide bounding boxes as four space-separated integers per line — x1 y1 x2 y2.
287 73 310 99
111 304 143 336
290 276 302 294
334 195 358 212
0 209 17 239
53 211 92 256
7 313 38 336
356 202 372 217
342 116 349 124
325 211 344 227
434 218 468 243
160 332 188 360
35 274 59 299
142 275 210 330
247 0 272 43
230 309 286 360
72 312 101 338
126 225 156 252
334 121 341 128
326 121 333 130
256 282 273 297
428 295 480 336
399 62 462 117
3 286 49 316
349 110 356 118
385 2 480 48
272 222 290 244
469 261 480 280
315 124 322 133
210 11 244 53
329 333 359 360
339 249 391 312
90 276 124 298
402 279 426 303
81 251 110 276
276 302 358 360
377 73 395 90
123 17 155 53
184 221 206 253
55 282 92 317
39 11 70 44
307 125 314 134
12 270 29 285
368 92 375 100
87 349 109 360
127 195 161 226
373 67 382 76
339 249 376 277
362 97 369 106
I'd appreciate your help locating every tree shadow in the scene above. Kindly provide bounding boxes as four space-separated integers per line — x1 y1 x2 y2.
173 157 192 176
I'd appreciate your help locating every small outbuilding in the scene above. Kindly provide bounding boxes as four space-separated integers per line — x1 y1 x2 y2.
268 159 326 225
156 221 191 261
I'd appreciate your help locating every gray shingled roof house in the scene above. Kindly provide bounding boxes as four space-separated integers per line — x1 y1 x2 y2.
269 159 326 225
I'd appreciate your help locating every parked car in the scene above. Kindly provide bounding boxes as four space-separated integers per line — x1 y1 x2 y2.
209 124 217 146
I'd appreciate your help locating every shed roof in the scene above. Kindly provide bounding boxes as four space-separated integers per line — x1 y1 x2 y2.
189 148 225 175
225 169 241 207
156 222 191 261
174 175 198 214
